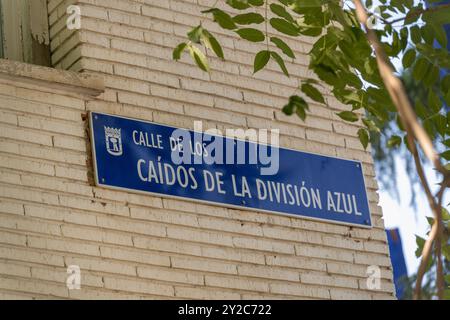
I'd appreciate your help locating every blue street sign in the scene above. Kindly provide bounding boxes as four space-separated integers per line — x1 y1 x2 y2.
90 112 372 228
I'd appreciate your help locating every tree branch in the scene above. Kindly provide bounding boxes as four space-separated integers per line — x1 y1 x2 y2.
352 0 448 300
408 133 444 300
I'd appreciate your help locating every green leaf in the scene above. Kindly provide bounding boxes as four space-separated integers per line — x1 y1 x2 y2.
432 24 447 48
337 111 359 122
428 90 442 113
270 3 294 22
202 8 237 30
415 235 425 258
442 139 450 148
445 90 450 107
248 0 264 5
201 30 224 59
313 63 339 86
442 207 450 221
442 74 450 93
387 135 402 148
440 150 450 161
412 58 429 82
362 118 380 133
358 128 369 150
296 105 306 121
235 28 265 42
423 65 440 87
226 0 250 10
187 25 203 43
283 95 309 121
290 95 308 121
410 25 421 44
270 18 300 36
270 37 295 59
173 43 188 60
402 49 416 69
188 45 210 72
253 50 271 74
301 83 325 104
270 51 289 77
421 25 434 45
282 103 295 115
233 13 265 25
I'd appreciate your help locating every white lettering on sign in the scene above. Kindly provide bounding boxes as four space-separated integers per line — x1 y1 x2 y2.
133 130 163 149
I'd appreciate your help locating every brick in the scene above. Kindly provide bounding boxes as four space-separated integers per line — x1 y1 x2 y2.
103 276 174 296
171 256 237 275
330 288 373 300
201 246 266 265
58 195 130 216
97 215 166 237
137 266 204 285
167 225 233 247
321 235 364 251
133 236 202 257
262 225 322 244
175 286 241 300
232 236 295 255
205 275 269 293
0 170 21 185
28 236 100 256
0 291 34 300
15 87 85 110
353 252 392 267
0 277 69 298
0 155 55 176
265 254 326 272
0 184 59 205
269 282 330 299
0 200 24 215
100 246 170 267
65 256 137 276
129 207 198 227
301 272 358 289
295 244 354 263
68 287 149 300
197 216 263 236
237 264 299 282
61 224 133 246
0 261 31 277
177 286 240 299
55 166 88 181
53 135 87 152
0 246 65 266
0 125 53 146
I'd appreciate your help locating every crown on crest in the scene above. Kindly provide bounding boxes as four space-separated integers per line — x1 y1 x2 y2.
104 126 121 137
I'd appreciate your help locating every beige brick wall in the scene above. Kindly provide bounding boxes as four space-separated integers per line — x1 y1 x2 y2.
0 0 395 299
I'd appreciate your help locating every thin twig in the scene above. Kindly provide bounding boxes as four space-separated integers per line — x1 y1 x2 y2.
384 3 450 25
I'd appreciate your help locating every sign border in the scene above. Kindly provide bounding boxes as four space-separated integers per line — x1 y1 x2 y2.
89 111 372 229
